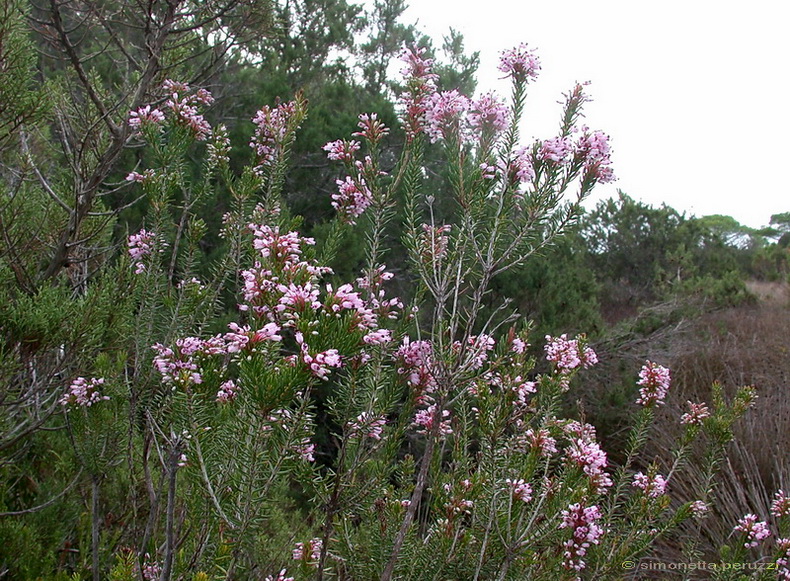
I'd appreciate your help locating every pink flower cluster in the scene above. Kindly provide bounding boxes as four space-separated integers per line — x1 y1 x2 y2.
566 437 612 492
423 90 511 145
250 100 301 171
510 146 536 183
505 478 533 503
419 224 452 265
777 538 790 580
295 331 342 380
395 337 437 398
635 361 671 406
128 105 165 134
162 80 213 141
544 334 598 373
632 472 668 498
152 323 282 387
457 333 496 371
690 500 709 518
576 127 616 183
323 139 360 162
241 226 399 362
249 224 323 273
521 427 557 457
424 90 470 143
680 401 710 425
413 404 452 436
442 480 474 519
511 336 527 354
498 43 541 83
240 225 330 320
332 175 373 224
353 113 390 144
207 123 231 166
325 283 385 332
356 266 402 321
216 380 238 403
510 376 537 407
347 412 386 440
733 513 771 548
559 503 604 574
60 377 109 408
125 169 156 184
140 554 161 581
398 45 439 141
538 136 573 164
292 537 322 567
468 92 510 136
536 126 615 184
772 490 790 519
152 340 203 387
128 229 160 274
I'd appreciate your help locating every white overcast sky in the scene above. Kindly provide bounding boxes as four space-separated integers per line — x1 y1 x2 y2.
399 0 789 229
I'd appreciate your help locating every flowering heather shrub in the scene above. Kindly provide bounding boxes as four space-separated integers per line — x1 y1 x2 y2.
5 49 763 581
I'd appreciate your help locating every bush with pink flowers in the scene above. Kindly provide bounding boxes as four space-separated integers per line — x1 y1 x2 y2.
1 42 777 581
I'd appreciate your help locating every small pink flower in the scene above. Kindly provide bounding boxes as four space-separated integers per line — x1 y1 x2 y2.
413 404 452 436
363 329 392 345
559 503 604 573
162 79 189 94
250 100 302 169
545 334 597 373
128 105 165 133
576 127 616 183
60 377 109 408
128 229 155 260
216 380 238 403
292 538 322 567
680 401 710 425
323 139 360 161
419 224 452 264
566 437 612 491
295 439 315 462
125 169 155 184
498 43 541 82
353 113 390 143
505 478 532 503
511 337 527 354
690 500 709 518
734 514 771 548
538 136 573 164
510 147 535 183
468 92 509 136
332 176 373 224
397 45 439 141
523 428 557 457
635 361 671 407
775 538 790 579
424 90 471 143
632 472 668 498
772 490 790 519
140 554 161 581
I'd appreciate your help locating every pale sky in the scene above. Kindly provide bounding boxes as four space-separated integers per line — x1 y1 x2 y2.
402 0 789 229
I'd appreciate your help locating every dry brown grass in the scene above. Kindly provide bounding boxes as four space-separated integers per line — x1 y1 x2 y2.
647 292 789 568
